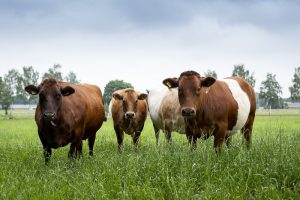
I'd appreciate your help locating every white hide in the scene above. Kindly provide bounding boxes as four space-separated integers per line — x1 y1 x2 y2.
147 86 168 129
147 85 185 133
221 79 251 130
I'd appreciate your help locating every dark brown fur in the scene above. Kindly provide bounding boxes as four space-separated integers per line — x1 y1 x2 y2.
25 78 106 163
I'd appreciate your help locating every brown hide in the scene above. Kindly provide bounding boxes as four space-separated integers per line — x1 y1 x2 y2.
25 78 105 163
163 71 256 153
111 88 148 149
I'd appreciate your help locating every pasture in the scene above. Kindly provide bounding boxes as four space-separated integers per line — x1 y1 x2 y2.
0 110 300 199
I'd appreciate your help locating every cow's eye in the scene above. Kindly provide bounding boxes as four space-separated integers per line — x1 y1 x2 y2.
39 94 45 101
196 87 201 95
178 88 183 95
135 100 138 103
56 95 61 100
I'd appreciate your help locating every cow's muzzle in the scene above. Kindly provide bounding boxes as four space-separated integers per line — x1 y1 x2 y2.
125 112 135 120
43 112 56 121
181 108 196 117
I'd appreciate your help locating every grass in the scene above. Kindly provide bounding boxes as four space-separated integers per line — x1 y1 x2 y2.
0 110 300 199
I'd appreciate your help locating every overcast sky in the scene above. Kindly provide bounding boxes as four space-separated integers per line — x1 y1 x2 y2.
1 0 300 98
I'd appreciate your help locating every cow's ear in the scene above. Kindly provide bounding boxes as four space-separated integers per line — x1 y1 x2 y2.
61 86 75 96
201 77 216 87
163 78 178 88
25 85 39 95
112 93 123 100
138 93 147 100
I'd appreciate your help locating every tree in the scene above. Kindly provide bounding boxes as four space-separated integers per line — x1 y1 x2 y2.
65 71 80 84
20 66 40 104
103 80 133 111
204 70 218 78
289 67 300 102
42 64 63 81
0 77 14 115
232 64 256 87
259 73 283 109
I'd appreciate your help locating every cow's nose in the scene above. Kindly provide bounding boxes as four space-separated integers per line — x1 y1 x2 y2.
125 112 135 119
43 112 55 120
181 108 196 117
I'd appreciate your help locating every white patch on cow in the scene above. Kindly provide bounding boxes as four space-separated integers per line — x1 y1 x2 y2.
147 86 169 128
220 79 250 130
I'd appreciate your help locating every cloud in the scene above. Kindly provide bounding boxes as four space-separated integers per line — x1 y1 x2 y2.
1 0 299 37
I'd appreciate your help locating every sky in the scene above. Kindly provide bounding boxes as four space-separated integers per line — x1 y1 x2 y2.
1 0 300 98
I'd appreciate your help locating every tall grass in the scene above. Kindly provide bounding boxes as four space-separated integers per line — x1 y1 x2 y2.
0 113 299 199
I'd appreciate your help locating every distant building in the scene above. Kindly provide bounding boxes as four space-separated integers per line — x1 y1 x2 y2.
10 104 36 110
287 102 300 109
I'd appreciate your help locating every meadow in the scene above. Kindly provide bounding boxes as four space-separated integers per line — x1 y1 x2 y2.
0 110 300 199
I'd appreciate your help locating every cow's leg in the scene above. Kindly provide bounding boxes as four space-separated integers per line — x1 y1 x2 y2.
165 129 172 145
132 131 141 146
69 139 83 159
39 132 52 164
242 116 254 149
214 124 227 155
43 146 52 164
225 135 232 147
186 129 197 150
88 133 96 156
163 121 172 145
153 124 160 147
114 125 124 151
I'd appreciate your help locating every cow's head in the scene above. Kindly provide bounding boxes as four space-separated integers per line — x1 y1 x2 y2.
25 78 75 124
163 71 216 118
112 89 147 120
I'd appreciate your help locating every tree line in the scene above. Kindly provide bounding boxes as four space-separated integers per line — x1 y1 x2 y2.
0 64 80 115
1 64 300 115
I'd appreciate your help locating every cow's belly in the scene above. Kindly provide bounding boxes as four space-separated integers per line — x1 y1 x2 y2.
43 132 73 149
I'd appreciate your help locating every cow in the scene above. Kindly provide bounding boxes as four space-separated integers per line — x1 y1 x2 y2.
25 78 106 163
110 88 148 150
163 70 256 154
147 86 185 146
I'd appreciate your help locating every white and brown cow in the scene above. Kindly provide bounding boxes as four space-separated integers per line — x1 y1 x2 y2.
110 88 148 150
163 70 256 154
147 86 185 145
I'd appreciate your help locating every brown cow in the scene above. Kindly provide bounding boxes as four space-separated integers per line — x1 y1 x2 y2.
110 88 148 149
163 71 256 154
25 78 106 163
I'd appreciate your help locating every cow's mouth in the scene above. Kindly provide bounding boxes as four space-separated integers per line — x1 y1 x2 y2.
43 112 57 126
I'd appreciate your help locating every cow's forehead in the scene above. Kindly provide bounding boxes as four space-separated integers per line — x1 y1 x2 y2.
40 79 60 92
123 90 138 99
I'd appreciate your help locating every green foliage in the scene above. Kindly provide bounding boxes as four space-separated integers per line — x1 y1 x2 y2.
232 64 256 87
289 67 300 102
0 78 13 115
64 71 80 84
103 80 133 109
204 70 218 78
42 64 63 81
18 66 40 104
0 115 299 199
259 73 283 109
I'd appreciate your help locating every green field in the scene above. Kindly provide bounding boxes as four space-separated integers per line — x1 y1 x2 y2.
0 110 300 199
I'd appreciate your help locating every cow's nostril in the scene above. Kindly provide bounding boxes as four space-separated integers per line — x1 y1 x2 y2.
125 112 135 119
43 112 55 119
182 108 195 117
